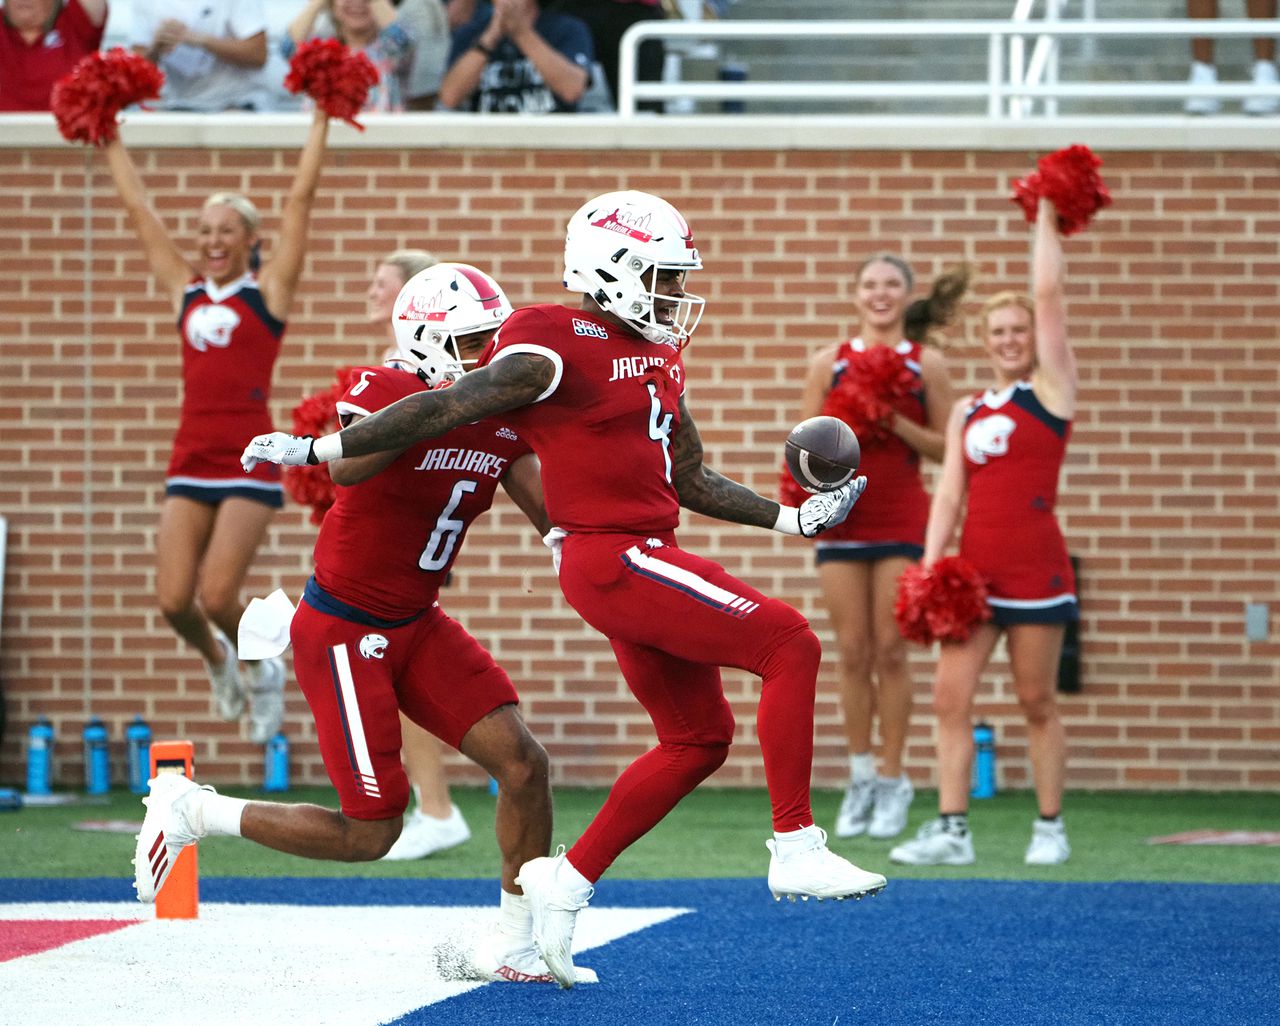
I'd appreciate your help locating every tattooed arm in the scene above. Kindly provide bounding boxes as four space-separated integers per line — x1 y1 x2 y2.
243 353 554 469
670 396 783 529
671 396 868 538
321 353 552 461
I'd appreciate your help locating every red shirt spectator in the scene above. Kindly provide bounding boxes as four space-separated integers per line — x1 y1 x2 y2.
0 0 108 111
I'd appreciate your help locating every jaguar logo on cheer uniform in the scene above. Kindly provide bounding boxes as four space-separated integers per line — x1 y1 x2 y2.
185 303 241 352
358 634 389 660
964 413 1016 465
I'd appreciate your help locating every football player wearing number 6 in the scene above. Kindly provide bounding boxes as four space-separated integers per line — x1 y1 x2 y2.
137 263 597 986
242 190 886 989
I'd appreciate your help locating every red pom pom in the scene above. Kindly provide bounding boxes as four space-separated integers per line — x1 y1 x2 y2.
284 39 380 130
1011 144 1112 236
820 345 916 443
284 366 357 525
894 557 993 644
51 48 164 147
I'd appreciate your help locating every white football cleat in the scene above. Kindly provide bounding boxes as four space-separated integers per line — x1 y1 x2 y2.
206 631 245 721
515 850 593 989
766 826 887 902
133 774 211 902
246 655 286 744
381 804 471 861
434 930 599 985
1024 819 1070 866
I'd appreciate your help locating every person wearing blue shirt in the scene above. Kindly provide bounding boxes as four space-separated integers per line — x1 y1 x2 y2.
438 0 592 113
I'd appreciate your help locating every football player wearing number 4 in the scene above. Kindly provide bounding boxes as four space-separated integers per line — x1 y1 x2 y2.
242 191 886 990
137 262 598 986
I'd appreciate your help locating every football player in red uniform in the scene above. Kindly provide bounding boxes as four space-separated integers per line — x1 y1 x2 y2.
101 109 332 744
138 263 596 985
891 197 1078 869
242 190 887 989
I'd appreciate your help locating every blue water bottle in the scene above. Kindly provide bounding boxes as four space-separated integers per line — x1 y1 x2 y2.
263 732 289 792
83 717 110 795
126 715 153 794
26 718 54 795
971 722 996 799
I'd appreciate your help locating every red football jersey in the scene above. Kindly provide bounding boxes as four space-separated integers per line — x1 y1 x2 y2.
168 274 283 486
312 365 532 620
479 304 684 534
960 380 1076 604
816 338 930 545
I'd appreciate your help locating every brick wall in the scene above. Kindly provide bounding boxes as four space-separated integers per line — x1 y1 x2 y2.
1 133 1277 793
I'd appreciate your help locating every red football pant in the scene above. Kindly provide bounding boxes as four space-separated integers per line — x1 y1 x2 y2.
557 532 821 881
291 599 517 820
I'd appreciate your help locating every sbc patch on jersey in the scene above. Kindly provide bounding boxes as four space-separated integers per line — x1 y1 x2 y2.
572 318 610 339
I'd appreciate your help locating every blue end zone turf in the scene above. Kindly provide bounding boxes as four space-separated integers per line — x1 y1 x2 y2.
5 878 1277 1025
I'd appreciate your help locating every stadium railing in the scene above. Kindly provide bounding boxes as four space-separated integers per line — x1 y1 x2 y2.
616 18 1280 118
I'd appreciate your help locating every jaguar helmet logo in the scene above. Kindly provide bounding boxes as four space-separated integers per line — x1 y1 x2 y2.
358 634 389 660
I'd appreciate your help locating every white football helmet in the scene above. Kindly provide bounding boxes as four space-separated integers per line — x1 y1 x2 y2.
563 190 704 348
391 262 513 385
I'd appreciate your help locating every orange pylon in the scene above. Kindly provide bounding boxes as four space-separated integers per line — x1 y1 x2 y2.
149 740 198 920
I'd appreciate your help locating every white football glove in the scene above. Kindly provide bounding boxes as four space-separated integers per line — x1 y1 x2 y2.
241 432 316 472
542 527 567 575
774 476 868 537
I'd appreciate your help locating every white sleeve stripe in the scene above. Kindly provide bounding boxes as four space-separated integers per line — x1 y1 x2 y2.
335 401 375 418
491 343 563 403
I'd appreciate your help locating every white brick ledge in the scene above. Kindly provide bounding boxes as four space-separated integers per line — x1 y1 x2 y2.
2 112 1274 151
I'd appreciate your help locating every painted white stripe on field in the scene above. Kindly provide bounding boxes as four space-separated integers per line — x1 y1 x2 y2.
331 644 378 792
0 901 689 1026
625 546 747 609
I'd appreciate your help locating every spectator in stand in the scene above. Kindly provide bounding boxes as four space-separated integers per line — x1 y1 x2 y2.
0 0 107 111
283 0 416 112
395 0 449 109
438 0 592 113
553 0 666 113
129 0 270 111
1185 0 1278 115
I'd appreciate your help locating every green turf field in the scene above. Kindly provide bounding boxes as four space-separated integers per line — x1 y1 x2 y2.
2 786 1276 884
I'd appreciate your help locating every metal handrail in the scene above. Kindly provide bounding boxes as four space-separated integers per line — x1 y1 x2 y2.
616 19 1280 117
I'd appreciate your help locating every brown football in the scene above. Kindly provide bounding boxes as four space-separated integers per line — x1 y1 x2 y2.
784 416 861 493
